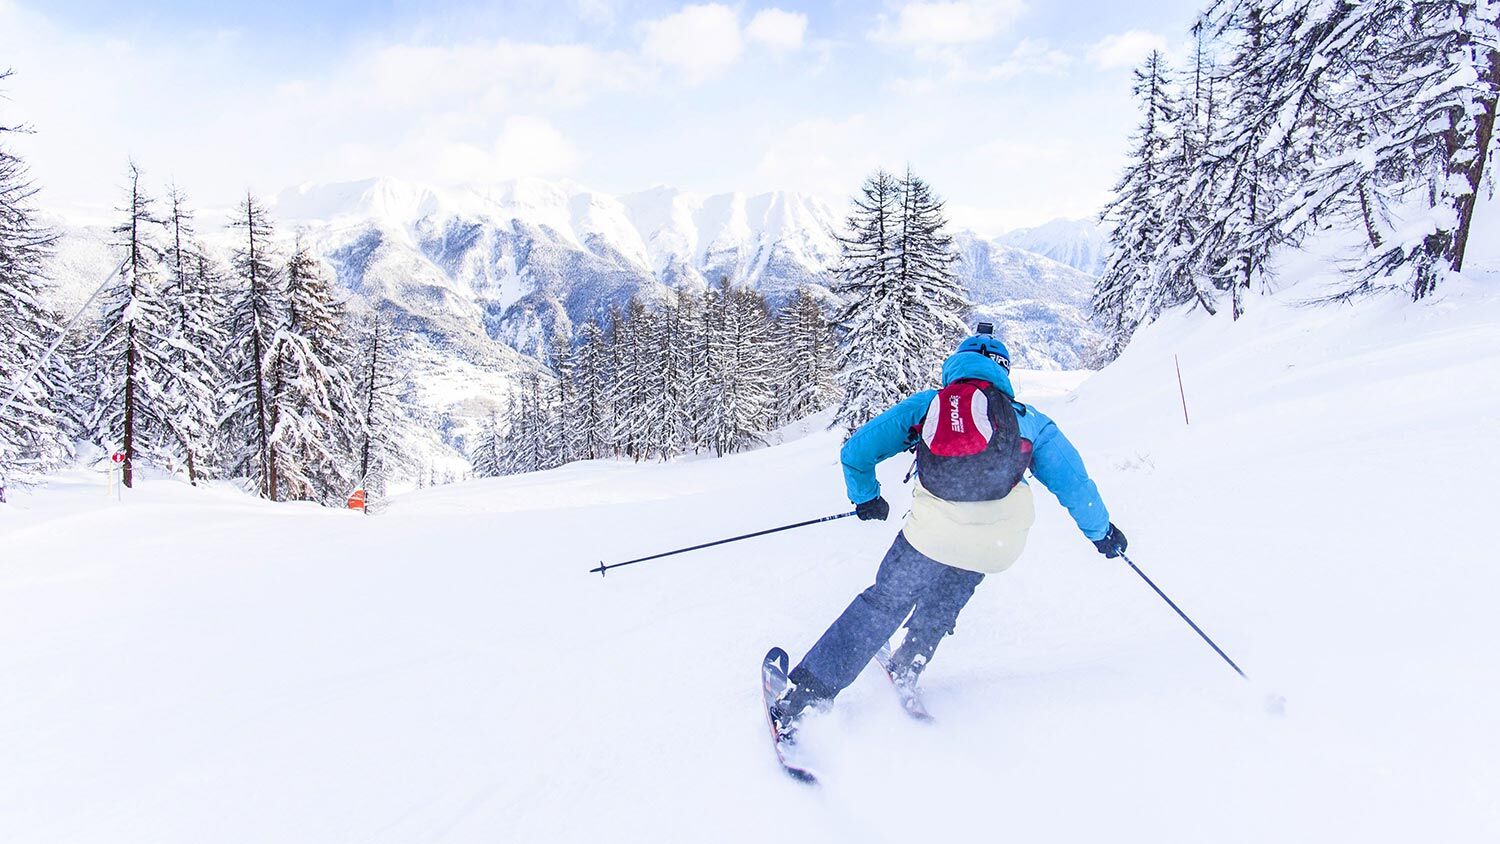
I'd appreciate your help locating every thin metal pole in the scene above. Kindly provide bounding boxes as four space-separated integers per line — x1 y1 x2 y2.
1175 354 1190 425
592 511 857 576
1121 553 1246 679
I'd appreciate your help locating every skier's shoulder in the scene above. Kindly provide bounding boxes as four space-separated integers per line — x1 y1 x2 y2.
843 391 937 458
879 389 939 426
1013 397 1059 440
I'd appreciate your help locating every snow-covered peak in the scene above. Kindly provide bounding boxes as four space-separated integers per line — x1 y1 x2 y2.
276 177 446 227
275 178 845 277
997 217 1110 275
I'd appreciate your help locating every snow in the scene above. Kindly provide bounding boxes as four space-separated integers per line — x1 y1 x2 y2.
4 272 1499 841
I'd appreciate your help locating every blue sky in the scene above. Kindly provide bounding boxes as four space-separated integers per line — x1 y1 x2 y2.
2 0 1208 233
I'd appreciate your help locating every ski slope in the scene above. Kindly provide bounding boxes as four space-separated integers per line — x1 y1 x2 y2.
2 281 1498 842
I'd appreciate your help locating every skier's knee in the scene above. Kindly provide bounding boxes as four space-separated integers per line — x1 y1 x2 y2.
859 583 916 615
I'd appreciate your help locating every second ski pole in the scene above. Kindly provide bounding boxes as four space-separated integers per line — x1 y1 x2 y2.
1122 553 1248 680
591 511 857 577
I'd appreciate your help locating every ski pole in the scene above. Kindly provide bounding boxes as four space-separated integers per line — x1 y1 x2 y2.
591 511 857 577
1121 553 1247 680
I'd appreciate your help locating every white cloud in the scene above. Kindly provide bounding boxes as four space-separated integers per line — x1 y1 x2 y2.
573 0 619 26
890 39 1070 95
430 116 580 184
873 0 1028 47
747 9 807 51
753 115 893 200
1089 30 1169 70
346 39 644 113
990 39 1071 79
641 4 743 80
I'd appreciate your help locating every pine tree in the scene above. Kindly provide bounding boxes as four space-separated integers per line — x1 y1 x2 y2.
687 284 723 452
222 193 283 500
1097 51 1222 356
85 162 178 488
267 241 359 504
1329 0 1500 298
161 186 227 484
833 168 969 430
774 287 836 422
0 71 68 494
572 318 612 461
504 373 549 474
1156 38 1223 323
652 296 691 459
707 283 777 455
469 411 507 478
610 299 651 460
353 312 417 499
895 169 970 367
545 330 577 465
1198 6 1268 318
674 291 710 451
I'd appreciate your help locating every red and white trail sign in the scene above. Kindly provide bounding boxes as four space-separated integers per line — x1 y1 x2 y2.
111 452 125 465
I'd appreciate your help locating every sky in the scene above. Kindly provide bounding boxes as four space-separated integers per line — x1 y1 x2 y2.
0 0 1207 235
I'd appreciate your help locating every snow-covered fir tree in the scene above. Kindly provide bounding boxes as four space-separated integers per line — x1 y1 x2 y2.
1288 0 1500 299
469 410 507 479
648 297 691 460
0 74 69 496
222 193 284 500
1095 0 1500 353
571 318 612 461
1096 51 1182 354
833 168 969 430
161 186 227 484
1205 2 1295 319
627 303 668 461
267 241 359 504
504 373 549 474
609 298 651 460
832 171 900 430
774 287 836 422
706 282 777 455
85 162 179 488
545 330 579 465
353 311 418 499
687 284 723 451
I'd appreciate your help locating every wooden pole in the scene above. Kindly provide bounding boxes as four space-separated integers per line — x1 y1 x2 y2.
1175 354 1191 425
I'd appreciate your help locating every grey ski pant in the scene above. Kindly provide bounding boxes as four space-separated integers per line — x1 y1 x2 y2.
788 532 984 702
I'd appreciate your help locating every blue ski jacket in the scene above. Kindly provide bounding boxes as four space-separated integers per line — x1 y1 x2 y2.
840 352 1110 541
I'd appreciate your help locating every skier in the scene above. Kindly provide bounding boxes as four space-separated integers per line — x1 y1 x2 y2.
773 326 1127 732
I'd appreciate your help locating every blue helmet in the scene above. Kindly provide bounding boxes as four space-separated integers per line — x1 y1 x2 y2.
956 333 1011 369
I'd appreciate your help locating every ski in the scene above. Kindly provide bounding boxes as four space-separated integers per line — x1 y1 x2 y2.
874 643 934 722
761 647 818 785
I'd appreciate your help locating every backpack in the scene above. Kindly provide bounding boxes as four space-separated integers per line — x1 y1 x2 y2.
913 379 1033 502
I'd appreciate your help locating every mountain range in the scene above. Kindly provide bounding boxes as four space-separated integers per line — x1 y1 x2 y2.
275 177 1105 366
996 217 1110 276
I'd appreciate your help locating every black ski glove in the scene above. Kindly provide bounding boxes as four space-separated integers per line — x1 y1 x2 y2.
1092 523 1127 558
855 496 890 521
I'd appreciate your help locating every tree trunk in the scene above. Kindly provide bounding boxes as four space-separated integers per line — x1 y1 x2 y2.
123 327 135 489
1451 45 1500 273
247 200 276 502
253 322 274 500
123 182 140 490
1358 181 1383 251
359 322 377 484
